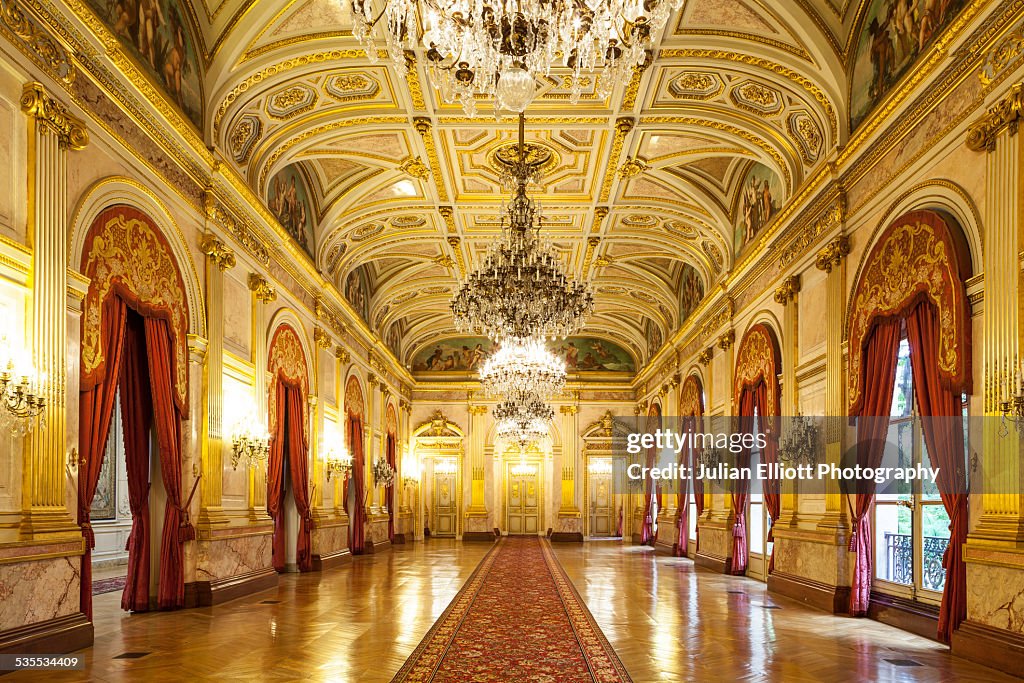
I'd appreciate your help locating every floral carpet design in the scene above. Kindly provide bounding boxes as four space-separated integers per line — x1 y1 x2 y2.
92 575 127 595
392 537 631 682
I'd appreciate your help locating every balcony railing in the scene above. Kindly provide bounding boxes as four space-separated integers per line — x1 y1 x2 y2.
883 533 949 591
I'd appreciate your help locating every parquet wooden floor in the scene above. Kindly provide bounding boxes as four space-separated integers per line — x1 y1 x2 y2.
4 540 1017 682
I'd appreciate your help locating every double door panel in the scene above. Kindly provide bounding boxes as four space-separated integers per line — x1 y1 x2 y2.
506 470 539 535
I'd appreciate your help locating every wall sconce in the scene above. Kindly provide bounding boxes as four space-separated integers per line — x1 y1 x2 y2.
434 458 457 475
324 445 353 482
372 457 396 486
402 475 418 488
587 458 613 475
229 415 270 470
779 413 820 466
0 337 46 436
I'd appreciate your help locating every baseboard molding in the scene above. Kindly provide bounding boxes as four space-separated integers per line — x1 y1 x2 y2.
550 532 583 543
0 613 93 655
186 567 278 608
361 538 392 554
867 591 939 641
952 620 1024 677
312 548 352 571
462 531 497 542
768 571 849 614
694 551 730 573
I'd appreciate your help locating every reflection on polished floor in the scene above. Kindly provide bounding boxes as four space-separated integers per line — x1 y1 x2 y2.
8 540 1017 682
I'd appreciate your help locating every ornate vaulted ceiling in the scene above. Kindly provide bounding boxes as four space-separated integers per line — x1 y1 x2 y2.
191 0 860 371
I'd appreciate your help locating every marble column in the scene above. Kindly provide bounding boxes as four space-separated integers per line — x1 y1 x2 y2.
814 236 850 535
19 82 87 540
247 273 276 521
197 234 234 532
312 327 332 511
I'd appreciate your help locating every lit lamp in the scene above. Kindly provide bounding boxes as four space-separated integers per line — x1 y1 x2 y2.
588 459 613 476
324 445 353 482
433 458 457 475
229 415 270 470
372 457 396 487
779 413 820 466
0 337 46 436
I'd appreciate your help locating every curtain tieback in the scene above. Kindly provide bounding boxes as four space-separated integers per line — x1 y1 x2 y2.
303 514 316 532
81 520 95 549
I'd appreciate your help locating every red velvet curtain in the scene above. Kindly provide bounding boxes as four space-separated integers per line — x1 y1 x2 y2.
119 313 151 612
349 414 366 553
729 389 755 574
675 419 690 557
906 302 968 642
144 317 192 610
284 384 313 572
78 297 129 619
760 382 780 574
849 318 901 616
267 381 288 572
641 442 655 544
386 433 396 541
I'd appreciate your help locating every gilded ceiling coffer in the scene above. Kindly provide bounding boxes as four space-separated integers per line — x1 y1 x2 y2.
815 236 850 273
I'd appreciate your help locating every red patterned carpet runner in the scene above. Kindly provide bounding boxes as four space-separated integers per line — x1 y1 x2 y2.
393 537 632 682
92 575 127 595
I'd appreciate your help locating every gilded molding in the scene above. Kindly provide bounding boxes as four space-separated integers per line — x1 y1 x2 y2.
617 157 648 178
315 298 347 337
399 156 430 180
773 274 801 305
966 82 1023 152
0 0 75 84
979 21 1024 86
248 272 277 303
404 51 427 110
468 405 488 416
413 116 449 202
20 82 87 149
620 51 652 110
203 189 270 266
599 117 634 202
199 233 236 271
779 194 845 267
559 405 579 415
815 236 850 273
438 206 457 233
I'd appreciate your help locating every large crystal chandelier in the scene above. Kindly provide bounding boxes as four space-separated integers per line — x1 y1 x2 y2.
451 114 593 341
347 0 676 115
493 390 554 448
480 338 566 398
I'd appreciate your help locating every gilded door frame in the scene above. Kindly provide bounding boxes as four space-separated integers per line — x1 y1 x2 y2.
502 458 544 536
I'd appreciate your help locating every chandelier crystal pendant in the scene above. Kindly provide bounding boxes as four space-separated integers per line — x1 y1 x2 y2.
451 114 594 341
493 390 555 449
479 338 567 398
346 0 673 115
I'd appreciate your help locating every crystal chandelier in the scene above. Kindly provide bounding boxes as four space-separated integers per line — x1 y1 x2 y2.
779 413 820 467
451 114 593 341
324 445 354 481
494 390 554 448
0 337 45 436
479 338 566 398
347 0 674 115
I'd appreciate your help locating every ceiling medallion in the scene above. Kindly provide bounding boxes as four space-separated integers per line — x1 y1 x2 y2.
346 0 677 116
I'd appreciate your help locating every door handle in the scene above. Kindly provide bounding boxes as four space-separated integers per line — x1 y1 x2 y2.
896 499 915 510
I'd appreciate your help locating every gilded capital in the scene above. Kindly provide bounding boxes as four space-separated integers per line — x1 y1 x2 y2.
468 405 488 416
773 274 801 305
697 347 713 366
314 326 332 349
815 236 850 273
21 82 88 150
200 234 236 271
966 82 1023 152
334 345 351 363
717 330 735 350
615 117 635 136
247 272 277 303
413 116 432 136
560 405 579 415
